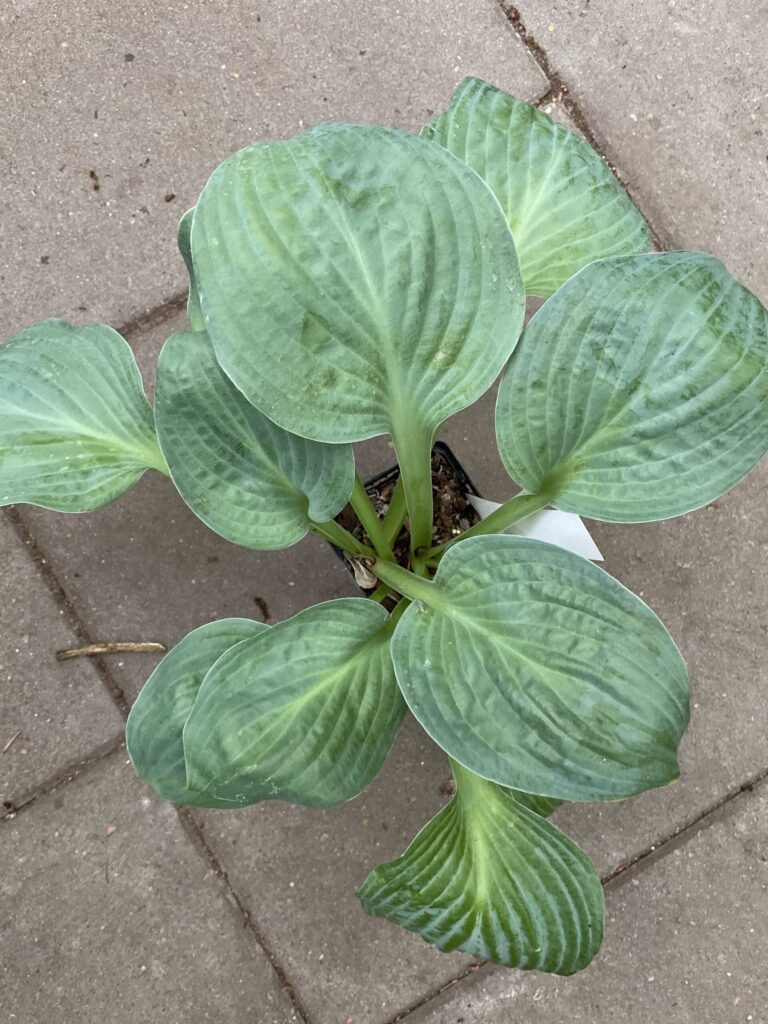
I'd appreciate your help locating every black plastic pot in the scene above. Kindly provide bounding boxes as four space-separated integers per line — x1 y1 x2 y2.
331 440 481 595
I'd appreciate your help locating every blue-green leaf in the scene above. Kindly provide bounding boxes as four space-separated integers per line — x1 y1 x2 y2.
191 124 524 447
177 208 204 331
424 77 650 296
183 599 406 808
390 535 689 802
155 330 354 549
126 618 267 807
0 320 166 511
496 252 768 522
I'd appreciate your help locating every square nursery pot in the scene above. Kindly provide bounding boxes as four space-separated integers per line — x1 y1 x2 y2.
332 440 482 596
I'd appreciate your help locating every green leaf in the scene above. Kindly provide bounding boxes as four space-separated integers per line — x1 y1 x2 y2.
126 618 268 807
191 123 525 448
507 790 563 817
155 330 354 549
183 598 406 808
496 252 768 521
358 761 603 974
390 535 689 802
177 208 205 331
0 320 166 511
424 77 650 297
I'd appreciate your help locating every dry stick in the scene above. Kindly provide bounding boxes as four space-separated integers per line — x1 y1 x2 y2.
2 731 22 753
55 641 166 662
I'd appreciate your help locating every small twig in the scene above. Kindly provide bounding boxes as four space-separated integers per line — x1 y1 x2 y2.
2 731 22 753
55 641 166 662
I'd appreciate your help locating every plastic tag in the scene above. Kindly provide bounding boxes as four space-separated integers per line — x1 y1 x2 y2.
467 495 603 562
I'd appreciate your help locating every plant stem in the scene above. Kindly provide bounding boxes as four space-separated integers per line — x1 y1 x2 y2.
425 490 550 558
368 583 391 603
311 520 373 557
391 424 434 558
350 474 394 560
386 597 411 628
449 758 495 807
367 557 438 606
382 475 407 549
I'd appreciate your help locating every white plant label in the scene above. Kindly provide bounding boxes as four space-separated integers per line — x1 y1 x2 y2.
468 495 604 562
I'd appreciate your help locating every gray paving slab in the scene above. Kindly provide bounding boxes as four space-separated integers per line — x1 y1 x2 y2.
513 0 768 301
0 749 299 1024
0 514 123 809
194 716 472 1024
20 465 357 704
403 780 768 1024
0 0 546 339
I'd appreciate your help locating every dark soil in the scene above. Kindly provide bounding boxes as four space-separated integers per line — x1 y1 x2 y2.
336 449 481 571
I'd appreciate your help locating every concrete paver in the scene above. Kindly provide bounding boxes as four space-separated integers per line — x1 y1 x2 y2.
195 717 472 1024
513 0 768 302
19 471 356 706
0 515 123 809
0 750 299 1024
404 779 768 1024
0 0 545 338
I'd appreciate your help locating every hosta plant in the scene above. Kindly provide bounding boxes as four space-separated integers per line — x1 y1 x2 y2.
3 77 768 976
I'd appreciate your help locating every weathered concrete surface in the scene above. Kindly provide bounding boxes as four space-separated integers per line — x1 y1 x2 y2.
404 780 768 1024
19 478 355 705
195 717 472 1024
514 0 768 301
0 0 545 338
0 515 123 808
0 750 299 1024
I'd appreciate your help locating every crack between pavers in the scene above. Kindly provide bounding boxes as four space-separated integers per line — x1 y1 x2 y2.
115 288 188 341
383 765 768 1023
175 806 315 1024
1 735 126 821
602 762 768 887
2 505 131 718
497 0 670 253
2 745 313 1022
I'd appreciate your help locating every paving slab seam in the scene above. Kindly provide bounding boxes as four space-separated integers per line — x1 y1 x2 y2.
2 740 315 1021
497 0 670 252
115 289 188 347
382 764 768 1023
175 805 315 1024
1 734 126 821
2 505 132 717
384 963 485 1024
601 765 768 887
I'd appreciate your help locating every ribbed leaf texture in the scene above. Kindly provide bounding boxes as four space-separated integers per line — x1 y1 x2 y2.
359 762 603 974
390 535 689 802
0 320 165 511
126 618 267 807
183 599 406 808
496 252 768 522
424 77 650 296
155 330 354 549
190 123 525 445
